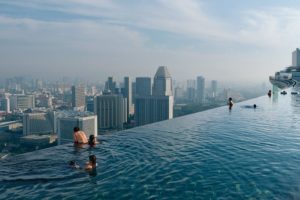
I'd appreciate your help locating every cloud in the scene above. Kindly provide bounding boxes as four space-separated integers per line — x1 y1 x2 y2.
0 0 300 83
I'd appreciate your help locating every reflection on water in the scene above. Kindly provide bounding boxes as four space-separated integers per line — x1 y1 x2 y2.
0 95 300 199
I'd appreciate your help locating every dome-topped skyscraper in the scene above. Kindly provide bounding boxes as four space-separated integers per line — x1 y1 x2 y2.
152 66 173 96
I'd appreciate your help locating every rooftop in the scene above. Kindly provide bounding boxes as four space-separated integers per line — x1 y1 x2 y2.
1 92 300 199
154 66 171 78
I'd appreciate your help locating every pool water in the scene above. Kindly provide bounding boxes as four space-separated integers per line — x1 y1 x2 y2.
1 93 300 199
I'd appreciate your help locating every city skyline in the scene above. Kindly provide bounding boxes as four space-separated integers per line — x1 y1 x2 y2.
1 1 300 83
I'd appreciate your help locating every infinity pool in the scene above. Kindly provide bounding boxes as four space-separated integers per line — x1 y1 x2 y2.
1 93 300 199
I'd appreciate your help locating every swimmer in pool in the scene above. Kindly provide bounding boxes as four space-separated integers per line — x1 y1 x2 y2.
69 160 80 169
228 97 233 110
73 127 88 144
85 155 97 170
88 135 97 146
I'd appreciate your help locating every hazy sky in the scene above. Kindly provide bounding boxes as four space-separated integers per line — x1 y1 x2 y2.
1 0 300 83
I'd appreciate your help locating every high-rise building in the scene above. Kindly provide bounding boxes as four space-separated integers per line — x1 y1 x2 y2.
23 112 54 135
55 111 97 144
122 77 133 118
10 94 35 111
153 66 173 96
211 80 218 98
86 96 94 112
105 77 117 93
135 96 173 126
0 96 10 113
174 87 184 100
71 85 85 109
292 48 300 66
196 76 205 104
132 81 136 105
136 77 152 97
187 79 196 102
135 66 173 126
94 94 127 130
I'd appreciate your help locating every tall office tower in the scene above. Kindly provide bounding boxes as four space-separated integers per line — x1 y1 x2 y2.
136 77 152 96
105 77 116 93
0 96 10 113
122 77 133 118
23 112 54 135
174 87 184 101
211 80 218 98
153 66 173 96
187 79 196 102
10 94 35 111
196 76 205 104
132 82 136 105
35 79 43 90
135 96 173 126
71 85 85 110
135 66 173 126
55 111 97 144
292 48 300 66
94 94 127 130
86 96 94 112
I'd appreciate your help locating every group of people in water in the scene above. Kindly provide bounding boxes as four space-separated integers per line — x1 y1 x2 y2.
69 127 97 171
228 89 273 110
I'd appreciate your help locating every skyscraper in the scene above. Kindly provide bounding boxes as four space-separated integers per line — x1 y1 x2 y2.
136 77 152 97
122 77 133 118
211 80 218 98
94 93 127 130
292 48 300 66
196 76 205 104
0 96 10 113
105 77 117 93
153 66 173 96
187 79 196 102
135 66 173 126
135 95 173 126
71 85 85 109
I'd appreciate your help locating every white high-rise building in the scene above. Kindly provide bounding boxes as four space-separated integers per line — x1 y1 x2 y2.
72 85 86 110
94 94 127 130
23 112 54 135
55 111 97 144
10 94 35 111
196 76 205 104
153 66 173 96
135 66 173 126
292 48 300 67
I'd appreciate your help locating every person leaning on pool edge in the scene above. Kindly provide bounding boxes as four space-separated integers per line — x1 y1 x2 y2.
73 127 88 144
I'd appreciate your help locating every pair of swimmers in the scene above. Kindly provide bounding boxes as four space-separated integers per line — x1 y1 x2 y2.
69 155 97 170
73 127 97 146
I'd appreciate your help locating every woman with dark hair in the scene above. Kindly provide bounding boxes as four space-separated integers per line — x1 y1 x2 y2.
88 135 97 146
85 155 97 170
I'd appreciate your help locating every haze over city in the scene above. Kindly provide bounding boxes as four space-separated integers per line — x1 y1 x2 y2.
1 0 300 83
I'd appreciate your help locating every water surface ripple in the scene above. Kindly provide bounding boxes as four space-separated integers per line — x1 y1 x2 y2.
1 95 300 199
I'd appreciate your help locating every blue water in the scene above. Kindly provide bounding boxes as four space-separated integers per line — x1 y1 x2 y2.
1 94 300 199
